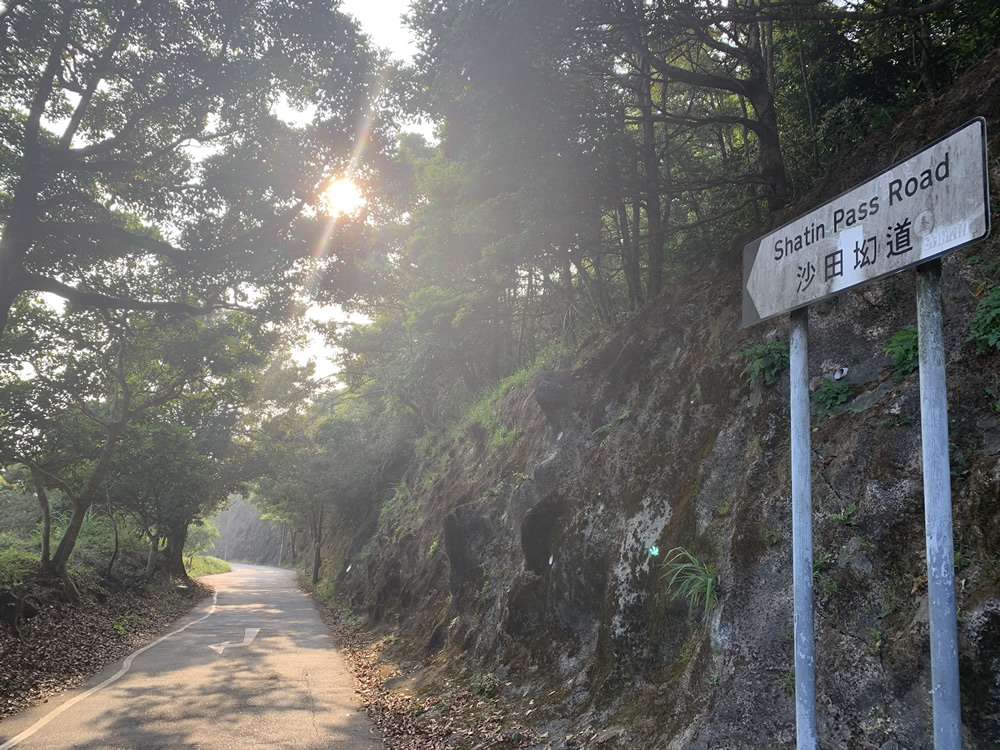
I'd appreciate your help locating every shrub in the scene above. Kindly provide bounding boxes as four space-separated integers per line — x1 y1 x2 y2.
0 542 37 589
968 287 1000 353
813 377 852 419
883 325 919 381
186 556 231 577
741 340 789 389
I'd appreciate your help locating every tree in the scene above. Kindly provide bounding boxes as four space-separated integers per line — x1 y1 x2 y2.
253 408 371 585
0 289 273 591
184 521 220 569
0 0 382 338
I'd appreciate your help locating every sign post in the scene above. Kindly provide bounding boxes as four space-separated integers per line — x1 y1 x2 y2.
916 260 961 748
789 307 817 750
743 118 990 749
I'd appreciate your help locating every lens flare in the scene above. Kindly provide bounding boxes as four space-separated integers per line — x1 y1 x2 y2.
320 177 366 217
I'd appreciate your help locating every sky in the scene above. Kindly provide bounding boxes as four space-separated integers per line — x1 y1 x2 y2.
292 0 421 381
340 0 419 61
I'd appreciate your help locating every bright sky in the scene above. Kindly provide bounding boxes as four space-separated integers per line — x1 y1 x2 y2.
292 0 421 382
340 0 418 61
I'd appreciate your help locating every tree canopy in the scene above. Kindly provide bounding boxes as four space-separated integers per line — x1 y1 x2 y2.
0 0 385 336
2 0 999 591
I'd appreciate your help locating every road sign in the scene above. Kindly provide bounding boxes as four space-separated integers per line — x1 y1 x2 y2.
743 118 990 327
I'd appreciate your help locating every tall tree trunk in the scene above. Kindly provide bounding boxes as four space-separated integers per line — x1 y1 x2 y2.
47 419 127 586
618 202 644 310
311 506 323 586
745 16 788 213
30 467 51 568
560 252 575 345
637 48 664 298
748 82 788 213
144 531 160 580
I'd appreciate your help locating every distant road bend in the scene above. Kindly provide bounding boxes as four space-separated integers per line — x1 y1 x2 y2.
0 564 383 750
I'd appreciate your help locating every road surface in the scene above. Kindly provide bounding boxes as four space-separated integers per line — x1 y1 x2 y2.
0 564 383 749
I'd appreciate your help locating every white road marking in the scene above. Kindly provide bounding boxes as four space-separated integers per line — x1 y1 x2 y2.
0 591 219 750
208 627 260 654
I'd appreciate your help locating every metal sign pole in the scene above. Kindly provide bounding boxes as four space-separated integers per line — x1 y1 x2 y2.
790 306 817 750
915 259 962 749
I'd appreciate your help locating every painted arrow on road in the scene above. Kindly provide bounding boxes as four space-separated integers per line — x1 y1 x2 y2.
208 628 260 655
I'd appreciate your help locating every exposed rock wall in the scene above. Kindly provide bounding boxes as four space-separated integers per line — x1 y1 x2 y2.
338 51 1000 749
208 497 285 566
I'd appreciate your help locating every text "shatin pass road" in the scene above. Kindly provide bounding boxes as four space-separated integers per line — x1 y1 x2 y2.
743 118 989 327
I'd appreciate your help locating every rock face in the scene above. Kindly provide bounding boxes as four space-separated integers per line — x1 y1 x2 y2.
207 497 285 566
337 52 1000 749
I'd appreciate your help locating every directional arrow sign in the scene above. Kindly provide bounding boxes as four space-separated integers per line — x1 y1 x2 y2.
208 627 260 655
743 118 990 327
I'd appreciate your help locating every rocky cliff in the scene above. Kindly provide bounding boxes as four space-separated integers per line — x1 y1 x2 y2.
334 52 1000 749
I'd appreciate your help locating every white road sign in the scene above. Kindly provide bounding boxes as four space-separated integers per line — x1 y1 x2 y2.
743 118 990 326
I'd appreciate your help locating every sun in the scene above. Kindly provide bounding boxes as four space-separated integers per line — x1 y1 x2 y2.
320 177 366 217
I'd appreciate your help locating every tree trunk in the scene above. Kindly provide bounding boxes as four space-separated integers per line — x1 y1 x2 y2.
46 419 127 584
30 467 51 568
748 83 788 213
106 493 119 578
618 203 643 310
637 48 664 298
162 522 190 580
311 506 323 585
744 18 788 213
144 531 159 580
560 253 575 345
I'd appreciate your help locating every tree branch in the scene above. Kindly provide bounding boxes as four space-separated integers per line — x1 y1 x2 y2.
20 272 251 318
58 1 138 151
36 220 188 262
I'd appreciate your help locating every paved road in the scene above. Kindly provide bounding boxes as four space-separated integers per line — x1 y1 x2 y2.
0 565 383 750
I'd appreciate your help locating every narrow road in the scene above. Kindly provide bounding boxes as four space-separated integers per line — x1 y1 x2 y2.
0 565 383 749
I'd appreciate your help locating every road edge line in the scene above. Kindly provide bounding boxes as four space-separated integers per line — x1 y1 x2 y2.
0 590 219 749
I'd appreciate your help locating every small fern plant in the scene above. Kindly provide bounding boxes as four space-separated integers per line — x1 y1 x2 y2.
661 547 719 622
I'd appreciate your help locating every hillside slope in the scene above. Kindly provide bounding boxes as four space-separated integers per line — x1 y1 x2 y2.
335 50 1000 749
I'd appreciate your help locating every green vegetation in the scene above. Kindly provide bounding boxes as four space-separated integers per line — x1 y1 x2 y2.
742 341 790 390
830 502 859 526
883 325 919 381
779 671 796 694
867 626 886 654
0 3 997 737
968 287 1000 353
186 556 232 578
813 377 853 419
758 524 782 547
661 547 719 623
594 410 632 439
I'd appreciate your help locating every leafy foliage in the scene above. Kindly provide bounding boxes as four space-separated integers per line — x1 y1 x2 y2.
967 287 1000 353
813 377 853 419
741 341 790 389
883 325 919 381
0 0 387 336
186 556 231 578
